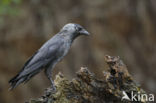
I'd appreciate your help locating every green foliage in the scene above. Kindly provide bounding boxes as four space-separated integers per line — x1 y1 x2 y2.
0 0 22 16
0 0 22 25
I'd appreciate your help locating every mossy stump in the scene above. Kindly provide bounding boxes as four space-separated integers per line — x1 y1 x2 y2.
27 55 147 103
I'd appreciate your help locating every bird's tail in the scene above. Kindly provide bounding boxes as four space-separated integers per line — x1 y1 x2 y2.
9 68 42 90
8 74 25 90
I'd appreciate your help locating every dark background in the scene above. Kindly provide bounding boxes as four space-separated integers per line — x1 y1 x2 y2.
0 0 156 103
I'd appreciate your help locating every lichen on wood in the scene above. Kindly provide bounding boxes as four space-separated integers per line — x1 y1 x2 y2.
27 55 147 103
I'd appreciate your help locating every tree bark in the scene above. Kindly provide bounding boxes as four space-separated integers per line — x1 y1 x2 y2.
27 55 147 103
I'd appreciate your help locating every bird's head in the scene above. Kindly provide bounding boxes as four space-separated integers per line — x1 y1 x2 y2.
60 23 90 40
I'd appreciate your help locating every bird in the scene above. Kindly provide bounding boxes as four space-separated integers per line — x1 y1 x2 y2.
9 23 90 90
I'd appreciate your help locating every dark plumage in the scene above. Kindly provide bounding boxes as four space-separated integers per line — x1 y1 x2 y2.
9 23 89 90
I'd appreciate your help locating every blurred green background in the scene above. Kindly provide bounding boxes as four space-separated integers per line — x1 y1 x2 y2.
0 0 156 103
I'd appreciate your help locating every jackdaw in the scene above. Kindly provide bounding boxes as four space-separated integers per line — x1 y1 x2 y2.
9 23 89 90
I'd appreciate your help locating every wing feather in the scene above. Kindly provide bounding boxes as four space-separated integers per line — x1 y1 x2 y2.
9 37 63 89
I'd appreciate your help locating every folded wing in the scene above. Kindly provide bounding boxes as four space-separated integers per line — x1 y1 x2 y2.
9 40 62 90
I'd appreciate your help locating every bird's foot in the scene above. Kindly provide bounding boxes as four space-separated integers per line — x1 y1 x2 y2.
50 85 56 92
44 86 56 96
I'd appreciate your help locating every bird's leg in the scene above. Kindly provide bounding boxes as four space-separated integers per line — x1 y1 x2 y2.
49 76 56 91
45 68 56 92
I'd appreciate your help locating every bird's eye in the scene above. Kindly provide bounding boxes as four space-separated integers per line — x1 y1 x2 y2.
77 27 82 31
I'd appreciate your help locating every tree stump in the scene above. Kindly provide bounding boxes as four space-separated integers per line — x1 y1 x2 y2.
27 55 147 103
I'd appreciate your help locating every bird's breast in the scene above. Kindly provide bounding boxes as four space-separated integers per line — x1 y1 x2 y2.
61 41 71 56
54 41 71 62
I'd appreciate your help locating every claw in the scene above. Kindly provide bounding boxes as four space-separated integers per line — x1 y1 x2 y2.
45 86 56 97
51 85 56 92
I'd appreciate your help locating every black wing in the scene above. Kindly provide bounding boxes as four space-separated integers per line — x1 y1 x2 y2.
9 39 62 90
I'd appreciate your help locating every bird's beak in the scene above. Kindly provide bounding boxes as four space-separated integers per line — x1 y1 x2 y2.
80 29 90 36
